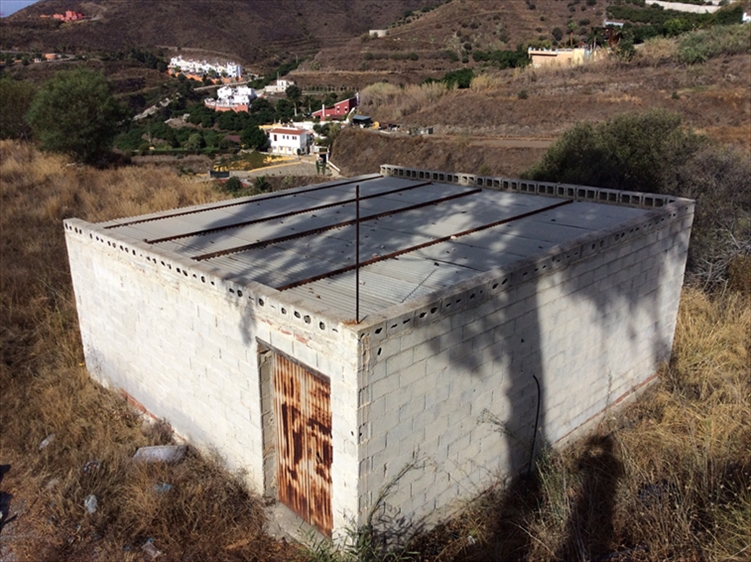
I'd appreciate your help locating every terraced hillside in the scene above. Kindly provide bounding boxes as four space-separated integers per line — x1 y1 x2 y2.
309 0 608 74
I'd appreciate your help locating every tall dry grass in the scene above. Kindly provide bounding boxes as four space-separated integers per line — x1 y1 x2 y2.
0 140 297 561
635 37 679 65
360 81 449 120
469 74 505 92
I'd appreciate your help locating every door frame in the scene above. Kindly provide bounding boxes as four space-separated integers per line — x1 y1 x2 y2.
257 340 333 536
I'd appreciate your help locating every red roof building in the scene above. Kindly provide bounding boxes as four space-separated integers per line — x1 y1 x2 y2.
312 97 358 120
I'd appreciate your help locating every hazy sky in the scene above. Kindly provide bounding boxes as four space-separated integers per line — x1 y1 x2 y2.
0 0 41 17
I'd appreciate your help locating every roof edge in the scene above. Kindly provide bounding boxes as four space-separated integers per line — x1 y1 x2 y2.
379 165 694 210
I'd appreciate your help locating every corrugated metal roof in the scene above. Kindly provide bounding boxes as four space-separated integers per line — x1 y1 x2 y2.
100 174 650 319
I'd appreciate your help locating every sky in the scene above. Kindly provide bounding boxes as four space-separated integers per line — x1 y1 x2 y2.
0 0 41 17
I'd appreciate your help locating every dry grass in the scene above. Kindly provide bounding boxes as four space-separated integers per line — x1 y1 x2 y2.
635 37 679 65
360 81 449 120
469 74 505 93
0 140 297 561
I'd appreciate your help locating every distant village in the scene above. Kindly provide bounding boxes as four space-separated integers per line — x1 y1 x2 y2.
162 55 369 158
39 10 89 22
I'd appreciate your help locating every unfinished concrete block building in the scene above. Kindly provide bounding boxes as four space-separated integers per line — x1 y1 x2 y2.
64 165 694 538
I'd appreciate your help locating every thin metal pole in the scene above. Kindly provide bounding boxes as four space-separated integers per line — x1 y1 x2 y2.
355 184 360 323
527 374 542 479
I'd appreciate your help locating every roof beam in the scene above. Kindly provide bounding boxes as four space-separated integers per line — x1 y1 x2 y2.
145 181 434 244
275 199 574 291
192 188 482 262
104 175 382 229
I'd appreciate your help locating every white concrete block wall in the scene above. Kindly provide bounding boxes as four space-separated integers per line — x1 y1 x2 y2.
63 186 694 540
64 221 360 537
356 201 694 529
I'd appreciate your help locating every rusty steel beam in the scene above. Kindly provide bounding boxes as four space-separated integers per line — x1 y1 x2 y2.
192 188 482 262
275 199 574 291
104 175 382 229
145 181 434 244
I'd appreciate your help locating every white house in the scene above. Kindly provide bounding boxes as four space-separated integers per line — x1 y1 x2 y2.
264 78 296 95
204 85 258 112
268 127 309 155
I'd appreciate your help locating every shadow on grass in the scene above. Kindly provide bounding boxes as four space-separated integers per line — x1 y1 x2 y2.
0 464 16 535
410 434 624 562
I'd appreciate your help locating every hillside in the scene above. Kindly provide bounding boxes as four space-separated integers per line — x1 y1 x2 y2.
308 0 607 74
0 0 431 68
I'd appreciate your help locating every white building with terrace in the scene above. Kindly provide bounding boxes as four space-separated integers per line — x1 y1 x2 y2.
204 86 258 112
268 127 310 155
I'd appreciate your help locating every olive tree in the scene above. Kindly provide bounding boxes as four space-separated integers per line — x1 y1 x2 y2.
26 69 125 164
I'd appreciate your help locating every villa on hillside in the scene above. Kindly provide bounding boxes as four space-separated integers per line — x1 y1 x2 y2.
268 127 310 155
40 11 88 22
204 85 257 112
264 78 297 95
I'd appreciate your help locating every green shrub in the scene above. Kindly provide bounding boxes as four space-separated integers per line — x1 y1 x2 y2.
525 110 703 192
524 111 751 284
224 176 243 194
0 78 35 140
253 175 271 194
677 24 751 64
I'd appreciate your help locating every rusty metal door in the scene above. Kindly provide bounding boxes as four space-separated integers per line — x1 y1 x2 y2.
273 353 333 535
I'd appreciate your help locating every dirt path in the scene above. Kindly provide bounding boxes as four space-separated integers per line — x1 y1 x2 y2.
428 134 555 149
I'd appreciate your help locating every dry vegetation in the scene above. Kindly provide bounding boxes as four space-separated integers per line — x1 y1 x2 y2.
1 140 749 561
0 141 297 561
1 0 430 68
354 50 751 141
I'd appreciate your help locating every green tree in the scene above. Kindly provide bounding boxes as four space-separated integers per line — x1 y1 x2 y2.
0 78 36 140
186 132 205 150
286 84 302 116
524 110 703 193
523 111 751 284
240 125 269 151
276 98 295 122
567 21 578 46
26 69 125 163
285 84 302 102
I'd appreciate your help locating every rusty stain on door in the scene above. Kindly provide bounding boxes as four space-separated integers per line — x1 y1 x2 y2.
273 352 333 535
